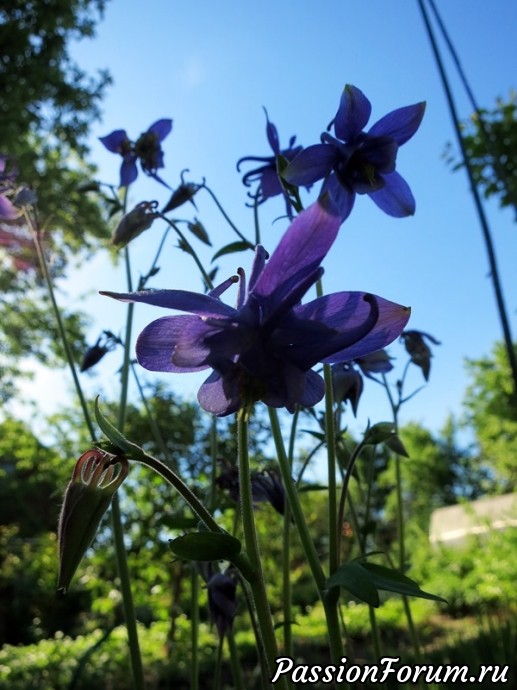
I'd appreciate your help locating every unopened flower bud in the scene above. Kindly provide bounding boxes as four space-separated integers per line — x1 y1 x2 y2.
161 170 201 213
57 449 129 593
400 330 441 381
111 200 159 247
331 363 363 416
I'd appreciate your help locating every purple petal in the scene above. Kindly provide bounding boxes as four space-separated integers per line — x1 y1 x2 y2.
282 144 338 186
198 370 242 416
0 194 19 221
173 318 255 368
120 157 138 187
136 316 210 373
259 168 283 199
368 102 426 145
99 130 129 153
316 295 411 364
368 171 416 217
147 119 173 142
320 174 355 221
252 200 340 312
334 85 372 141
100 289 238 318
299 370 325 407
264 108 280 154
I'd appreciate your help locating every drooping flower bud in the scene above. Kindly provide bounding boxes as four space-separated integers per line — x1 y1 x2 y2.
57 449 129 593
80 331 119 372
111 200 159 247
355 349 393 378
331 363 364 416
162 170 202 213
400 330 441 381
206 570 238 639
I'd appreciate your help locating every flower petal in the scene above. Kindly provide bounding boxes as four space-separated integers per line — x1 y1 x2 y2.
264 108 280 154
368 102 426 145
282 144 338 186
100 289 238 318
147 119 173 142
299 370 325 407
368 171 416 217
334 85 372 141
136 316 210 372
99 130 129 153
120 157 138 187
288 292 410 365
198 369 242 416
259 168 283 199
320 174 355 221
252 200 340 317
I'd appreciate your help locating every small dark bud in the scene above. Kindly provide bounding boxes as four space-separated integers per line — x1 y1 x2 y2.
400 330 441 381
112 200 159 247
161 170 201 213
331 363 364 416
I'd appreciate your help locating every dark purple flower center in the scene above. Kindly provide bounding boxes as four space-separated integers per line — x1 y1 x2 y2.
134 131 162 172
322 132 398 194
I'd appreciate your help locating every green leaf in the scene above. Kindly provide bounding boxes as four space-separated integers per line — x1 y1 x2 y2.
212 241 253 261
187 220 211 246
327 562 380 607
168 532 242 562
363 422 408 456
362 562 447 603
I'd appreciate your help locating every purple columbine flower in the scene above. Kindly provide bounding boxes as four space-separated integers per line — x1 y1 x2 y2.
237 108 302 217
283 85 426 221
101 199 411 416
99 119 173 187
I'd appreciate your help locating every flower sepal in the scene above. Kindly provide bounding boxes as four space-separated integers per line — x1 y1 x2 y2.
57 449 129 594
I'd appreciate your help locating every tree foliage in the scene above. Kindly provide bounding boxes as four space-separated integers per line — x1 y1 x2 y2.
0 0 112 399
446 92 517 217
464 341 517 487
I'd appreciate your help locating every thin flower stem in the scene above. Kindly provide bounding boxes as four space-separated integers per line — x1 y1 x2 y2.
337 440 366 563
237 408 286 688
347 494 383 659
268 408 345 667
281 407 299 658
252 192 261 245
159 215 213 289
190 566 200 690
381 372 421 660
201 183 250 244
227 628 245 690
209 417 218 513
31 227 96 441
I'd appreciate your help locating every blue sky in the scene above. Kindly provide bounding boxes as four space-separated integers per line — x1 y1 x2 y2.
18 1 517 440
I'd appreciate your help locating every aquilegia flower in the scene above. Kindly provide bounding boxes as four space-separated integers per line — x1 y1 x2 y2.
101 199 410 416
99 119 173 187
237 108 302 217
283 85 425 221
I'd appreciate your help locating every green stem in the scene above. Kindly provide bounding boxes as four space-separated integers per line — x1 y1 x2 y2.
190 566 200 690
268 408 344 666
227 628 245 690
31 228 96 440
202 183 251 244
237 408 285 687
160 216 214 289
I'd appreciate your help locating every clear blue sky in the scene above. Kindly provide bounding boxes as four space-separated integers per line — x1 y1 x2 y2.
20 0 517 440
